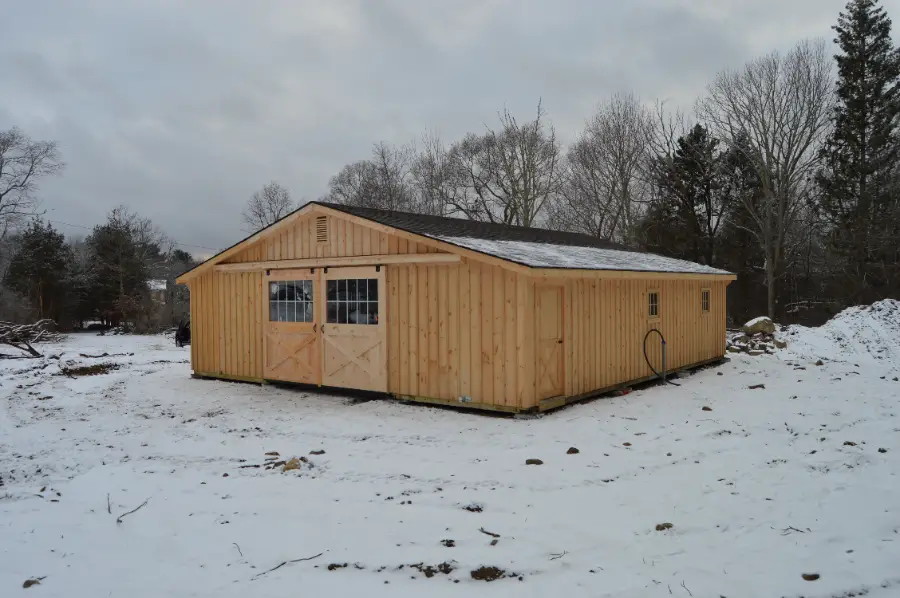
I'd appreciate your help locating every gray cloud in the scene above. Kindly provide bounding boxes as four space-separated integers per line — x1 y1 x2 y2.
1 0 893 255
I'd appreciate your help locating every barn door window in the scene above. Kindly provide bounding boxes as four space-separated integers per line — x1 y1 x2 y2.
269 280 314 322
326 278 379 325
648 290 660 319
701 288 710 313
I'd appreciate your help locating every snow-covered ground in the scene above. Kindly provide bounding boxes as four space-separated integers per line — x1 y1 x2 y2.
2 305 899 597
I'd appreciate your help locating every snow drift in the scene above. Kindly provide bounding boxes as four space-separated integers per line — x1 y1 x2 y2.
782 299 900 363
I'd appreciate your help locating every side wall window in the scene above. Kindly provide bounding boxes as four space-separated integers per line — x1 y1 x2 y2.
701 289 710 313
648 290 660 318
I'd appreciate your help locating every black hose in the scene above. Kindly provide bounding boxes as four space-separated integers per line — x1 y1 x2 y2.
643 328 680 386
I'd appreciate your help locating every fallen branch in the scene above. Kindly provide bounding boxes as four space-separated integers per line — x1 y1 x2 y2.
550 551 568 561
681 580 693 596
778 526 809 536
251 552 324 579
233 543 243 557
116 498 150 523
478 527 500 538
0 320 62 358
106 493 111 515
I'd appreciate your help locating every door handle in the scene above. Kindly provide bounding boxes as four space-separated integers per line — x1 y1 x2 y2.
313 323 317 332
557 340 563 344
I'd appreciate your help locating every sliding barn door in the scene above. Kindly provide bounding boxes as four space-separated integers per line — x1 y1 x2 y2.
320 266 387 392
264 269 320 384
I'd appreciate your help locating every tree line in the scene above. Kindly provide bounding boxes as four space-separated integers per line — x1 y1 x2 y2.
0 210 197 331
311 0 900 324
2 0 897 329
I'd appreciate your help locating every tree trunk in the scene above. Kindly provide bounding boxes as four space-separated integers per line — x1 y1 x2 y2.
766 253 777 319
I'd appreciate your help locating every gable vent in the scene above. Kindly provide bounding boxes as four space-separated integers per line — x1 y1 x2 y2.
316 216 328 243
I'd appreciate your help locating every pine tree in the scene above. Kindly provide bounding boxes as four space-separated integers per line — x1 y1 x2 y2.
3 220 73 321
818 0 900 302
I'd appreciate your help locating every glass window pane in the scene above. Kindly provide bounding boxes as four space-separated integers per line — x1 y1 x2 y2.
357 301 368 323
338 302 348 324
304 280 313 302
357 279 367 301
290 301 299 322
347 279 357 301
304 302 314 322
368 279 378 301
327 280 337 301
269 282 279 301
327 301 338 323
269 301 277 321
336 279 345 301
369 301 379 324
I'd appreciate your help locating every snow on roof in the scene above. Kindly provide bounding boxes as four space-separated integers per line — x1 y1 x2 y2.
148 279 167 291
433 235 732 275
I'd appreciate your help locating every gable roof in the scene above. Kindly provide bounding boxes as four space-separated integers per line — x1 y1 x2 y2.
317 202 628 250
177 200 733 282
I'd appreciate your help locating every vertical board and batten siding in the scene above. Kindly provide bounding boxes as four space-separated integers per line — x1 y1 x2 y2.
187 209 730 411
561 277 728 398
385 260 535 411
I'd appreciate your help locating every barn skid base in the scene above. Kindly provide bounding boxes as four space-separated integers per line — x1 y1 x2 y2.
190 356 726 414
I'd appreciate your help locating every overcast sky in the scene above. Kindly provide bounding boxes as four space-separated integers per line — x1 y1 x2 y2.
3 0 897 257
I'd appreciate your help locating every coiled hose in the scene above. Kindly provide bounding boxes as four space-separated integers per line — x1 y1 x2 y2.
643 328 680 386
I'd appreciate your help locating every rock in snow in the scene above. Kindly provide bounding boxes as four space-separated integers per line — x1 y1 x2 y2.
742 316 776 335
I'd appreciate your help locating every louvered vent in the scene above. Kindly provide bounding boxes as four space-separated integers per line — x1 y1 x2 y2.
316 216 328 243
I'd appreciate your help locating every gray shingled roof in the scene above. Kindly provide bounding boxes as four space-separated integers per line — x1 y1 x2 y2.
317 202 732 275
315 202 628 251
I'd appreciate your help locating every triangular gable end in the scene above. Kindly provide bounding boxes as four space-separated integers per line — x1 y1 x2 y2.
176 203 523 284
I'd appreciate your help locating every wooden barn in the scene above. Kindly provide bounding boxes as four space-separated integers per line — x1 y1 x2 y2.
176 202 735 413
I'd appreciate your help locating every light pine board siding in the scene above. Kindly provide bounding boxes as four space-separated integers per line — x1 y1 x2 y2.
385 261 535 410
561 278 728 399
188 209 729 411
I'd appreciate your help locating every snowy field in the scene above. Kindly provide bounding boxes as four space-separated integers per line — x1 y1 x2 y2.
2 304 900 597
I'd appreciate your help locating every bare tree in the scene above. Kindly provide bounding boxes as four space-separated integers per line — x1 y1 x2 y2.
550 93 652 244
0 127 64 239
447 101 563 226
409 130 457 216
325 143 417 212
698 39 833 318
242 182 294 231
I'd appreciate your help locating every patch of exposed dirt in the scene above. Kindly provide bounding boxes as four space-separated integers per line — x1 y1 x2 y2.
470 566 518 582
60 363 120 377
411 562 455 578
462 503 483 513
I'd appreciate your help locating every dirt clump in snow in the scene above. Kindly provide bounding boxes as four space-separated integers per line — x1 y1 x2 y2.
462 503 483 513
566 447 579 454
440 539 455 547
59 363 119 377
655 522 674 531
410 562 455 578
525 458 543 465
470 566 515 582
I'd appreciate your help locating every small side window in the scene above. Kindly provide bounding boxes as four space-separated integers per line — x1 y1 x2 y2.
701 289 710 313
648 290 659 318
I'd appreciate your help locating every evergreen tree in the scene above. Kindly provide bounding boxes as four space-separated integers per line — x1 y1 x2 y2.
85 211 150 326
818 0 900 302
3 219 73 321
